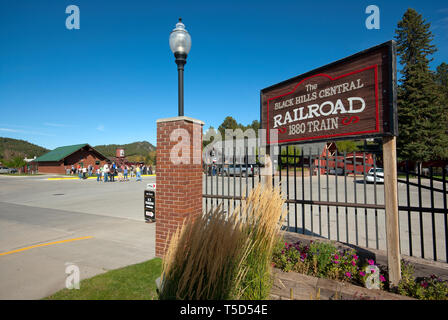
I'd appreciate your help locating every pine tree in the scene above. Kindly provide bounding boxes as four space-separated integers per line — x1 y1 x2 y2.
395 8 448 168
435 62 448 137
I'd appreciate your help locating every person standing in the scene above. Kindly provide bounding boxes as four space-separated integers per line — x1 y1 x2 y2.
118 165 123 182
136 164 142 182
123 165 128 181
96 167 101 182
110 165 115 182
103 163 109 182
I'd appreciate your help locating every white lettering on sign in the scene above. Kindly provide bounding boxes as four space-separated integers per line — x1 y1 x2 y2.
272 97 365 128
269 76 370 137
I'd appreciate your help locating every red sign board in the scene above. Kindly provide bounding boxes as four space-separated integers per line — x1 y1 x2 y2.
261 41 397 145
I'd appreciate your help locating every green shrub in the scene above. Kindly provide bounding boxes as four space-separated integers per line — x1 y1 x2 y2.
397 260 448 300
273 243 447 300
273 240 385 286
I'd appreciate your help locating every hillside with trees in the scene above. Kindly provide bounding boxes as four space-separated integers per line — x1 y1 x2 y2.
0 137 49 162
94 141 156 164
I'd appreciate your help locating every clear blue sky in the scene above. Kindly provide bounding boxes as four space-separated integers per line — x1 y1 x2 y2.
1 0 447 150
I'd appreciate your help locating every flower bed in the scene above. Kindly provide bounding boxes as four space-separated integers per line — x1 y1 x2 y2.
272 238 448 300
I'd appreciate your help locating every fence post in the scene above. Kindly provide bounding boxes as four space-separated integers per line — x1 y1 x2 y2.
261 146 273 187
383 135 401 287
155 116 204 258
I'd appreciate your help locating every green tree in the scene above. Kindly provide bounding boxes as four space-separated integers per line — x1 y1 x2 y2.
248 120 260 137
203 126 219 148
395 8 448 169
280 145 301 167
435 62 448 91
335 140 359 153
218 116 240 138
435 62 448 133
5 156 27 173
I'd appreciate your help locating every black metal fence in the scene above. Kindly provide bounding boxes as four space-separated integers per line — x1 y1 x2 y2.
203 141 448 263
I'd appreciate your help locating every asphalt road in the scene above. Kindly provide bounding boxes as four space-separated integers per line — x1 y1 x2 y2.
0 174 156 299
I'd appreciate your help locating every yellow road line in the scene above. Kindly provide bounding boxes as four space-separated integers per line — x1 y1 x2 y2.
0 236 93 256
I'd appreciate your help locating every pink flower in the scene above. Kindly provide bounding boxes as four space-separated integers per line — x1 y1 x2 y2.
371 269 375 274
334 254 339 260
368 259 375 265
379 275 386 282
351 261 356 266
333 260 340 264
353 255 359 260
345 272 352 278
360 271 366 277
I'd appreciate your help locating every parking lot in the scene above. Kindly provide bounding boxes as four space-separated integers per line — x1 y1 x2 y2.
0 174 156 299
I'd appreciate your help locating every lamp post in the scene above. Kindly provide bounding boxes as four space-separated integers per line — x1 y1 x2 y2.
169 18 191 117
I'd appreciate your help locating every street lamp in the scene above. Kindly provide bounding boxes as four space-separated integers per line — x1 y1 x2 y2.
169 18 191 117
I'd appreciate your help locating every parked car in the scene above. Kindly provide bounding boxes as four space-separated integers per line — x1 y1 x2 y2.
365 168 384 183
329 168 344 175
0 166 17 174
223 164 259 177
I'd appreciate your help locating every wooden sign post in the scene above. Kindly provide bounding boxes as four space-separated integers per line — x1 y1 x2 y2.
383 136 401 287
260 40 401 286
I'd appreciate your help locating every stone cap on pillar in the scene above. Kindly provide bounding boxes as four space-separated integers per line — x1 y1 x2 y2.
156 116 204 126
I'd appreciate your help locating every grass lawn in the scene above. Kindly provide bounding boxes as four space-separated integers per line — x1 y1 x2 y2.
45 258 162 300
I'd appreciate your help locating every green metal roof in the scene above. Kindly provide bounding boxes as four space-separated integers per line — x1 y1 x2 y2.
34 143 89 162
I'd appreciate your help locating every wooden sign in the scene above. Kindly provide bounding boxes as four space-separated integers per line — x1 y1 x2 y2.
261 41 397 145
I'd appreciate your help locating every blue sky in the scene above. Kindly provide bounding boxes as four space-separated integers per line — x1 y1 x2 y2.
1 0 447 150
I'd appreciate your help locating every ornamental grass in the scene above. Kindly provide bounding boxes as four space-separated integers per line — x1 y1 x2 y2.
159 184 286 300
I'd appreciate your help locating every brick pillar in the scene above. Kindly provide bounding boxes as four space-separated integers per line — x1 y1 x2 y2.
155 116 203 258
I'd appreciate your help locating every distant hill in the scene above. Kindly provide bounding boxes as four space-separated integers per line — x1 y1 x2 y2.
0 137 49 160
94 141 156 159
0 138 157 164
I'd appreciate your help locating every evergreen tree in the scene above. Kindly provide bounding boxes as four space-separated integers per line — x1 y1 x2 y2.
395 8 448 167
435 62 448 135
218 116 240 138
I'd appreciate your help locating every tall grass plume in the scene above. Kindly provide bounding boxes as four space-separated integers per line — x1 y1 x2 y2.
159 184 285 300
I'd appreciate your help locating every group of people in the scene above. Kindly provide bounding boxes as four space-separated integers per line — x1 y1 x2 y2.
70 163 153 182
70 164 96 179
98 162 143 182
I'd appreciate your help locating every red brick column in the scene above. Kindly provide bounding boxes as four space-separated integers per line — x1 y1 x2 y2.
155 116 203 258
